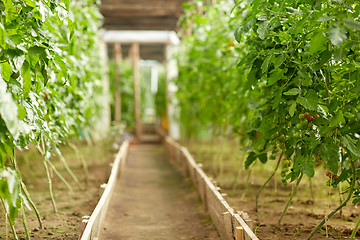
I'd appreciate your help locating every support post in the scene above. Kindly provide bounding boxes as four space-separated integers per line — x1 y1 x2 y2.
114 43 122 123
131 43 141 140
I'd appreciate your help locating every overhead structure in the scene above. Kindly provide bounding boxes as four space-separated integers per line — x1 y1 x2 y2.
103 30 180 62
100 0 187 31
100 0 185 140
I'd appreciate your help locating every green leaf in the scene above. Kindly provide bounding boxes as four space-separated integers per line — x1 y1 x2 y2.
246 67 258 89
320 142 339 174
268 68 284 86
67 18 74 40
17 105 26 121
4 0 13 11
41 65 49 86
302 157 315 178
0 78 19 138
258 152 267 164
272 87 283 109
257 21 269 40
64 0 70 10
261 55 271 74
334 46 346 61
314 50 332 70
309 32 327 53
327 26 347 46
0 23 5 49
245 151 257 169
329 110 345 127
235 26 242 43
26 0 35 7
341 135 360 157
289 102 296 117
283 88 299 96
9 54 25 73
293 156 315 177
296 89 318 110
21 61 31 98
54 54 67 76
1 62 12 82
343 18 360 30
317 15 335 22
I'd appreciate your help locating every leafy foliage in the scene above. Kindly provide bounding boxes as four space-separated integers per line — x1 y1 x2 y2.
235 0 360 194
177 0 360 235
0 0 104 226
176 1 252 138
109 59 135 128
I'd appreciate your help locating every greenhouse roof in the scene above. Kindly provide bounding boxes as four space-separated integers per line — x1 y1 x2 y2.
100 0 188 31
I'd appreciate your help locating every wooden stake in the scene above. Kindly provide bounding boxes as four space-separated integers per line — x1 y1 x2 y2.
114 43 122 123
223 212 233 239
131 43 141 140
238 211 254 232
202 179 208 212
236 226 244 240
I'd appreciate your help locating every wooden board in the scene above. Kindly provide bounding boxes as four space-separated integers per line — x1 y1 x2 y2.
80 141 129 240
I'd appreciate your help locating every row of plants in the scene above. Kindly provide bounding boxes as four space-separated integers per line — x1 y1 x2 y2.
0 0 105 238
109 59 135 128
176 0 360 238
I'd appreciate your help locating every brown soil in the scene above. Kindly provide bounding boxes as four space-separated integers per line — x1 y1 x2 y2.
0 139 118 240
100 144 220 240
184 140 360 240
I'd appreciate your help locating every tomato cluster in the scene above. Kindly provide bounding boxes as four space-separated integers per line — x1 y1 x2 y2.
299 112 318 123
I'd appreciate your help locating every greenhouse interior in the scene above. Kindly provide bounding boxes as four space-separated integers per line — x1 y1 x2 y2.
0 0 359 240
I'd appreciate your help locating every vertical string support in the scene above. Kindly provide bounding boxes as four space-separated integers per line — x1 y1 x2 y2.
114 42 122 123
131 43 141 140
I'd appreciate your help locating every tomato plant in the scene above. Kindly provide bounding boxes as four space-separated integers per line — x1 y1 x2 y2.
0 0 104 238
177 0 360 238
234 1 360 236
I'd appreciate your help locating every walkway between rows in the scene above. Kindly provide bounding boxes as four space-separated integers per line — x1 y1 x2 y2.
99 143 221 240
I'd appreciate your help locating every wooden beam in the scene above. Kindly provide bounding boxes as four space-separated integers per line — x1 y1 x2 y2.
114 43 122 123
100 9 182 17
131 43 141 140
103 17 179 31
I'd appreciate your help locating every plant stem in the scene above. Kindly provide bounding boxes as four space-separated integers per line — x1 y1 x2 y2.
256 151 283 212
306 160 357 239
309 177 314 200
68 142 88 185
1 198 18 240
349 216 360 240
278 173 303 227
46 159 74 196
21 202 30 240
21 182 43 229
43 159 57 213
54 146 81 188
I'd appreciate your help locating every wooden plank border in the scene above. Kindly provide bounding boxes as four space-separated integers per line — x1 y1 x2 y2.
80 141 129 240
158 130 258 240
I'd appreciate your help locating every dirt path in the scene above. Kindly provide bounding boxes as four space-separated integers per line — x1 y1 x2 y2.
99 144 220 240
